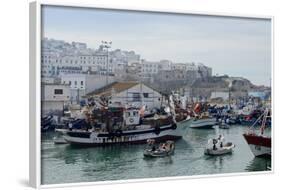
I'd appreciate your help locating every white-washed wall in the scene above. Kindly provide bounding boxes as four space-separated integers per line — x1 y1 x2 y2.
109 84 163 109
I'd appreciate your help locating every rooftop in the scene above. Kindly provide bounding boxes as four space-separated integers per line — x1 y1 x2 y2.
86 82 139 97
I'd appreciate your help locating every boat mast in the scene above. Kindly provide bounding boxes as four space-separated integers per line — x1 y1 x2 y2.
260 108 269 135
228 80 232 109
168 93 177 123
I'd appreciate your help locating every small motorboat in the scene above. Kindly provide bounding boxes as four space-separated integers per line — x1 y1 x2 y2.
143 139 175 158
190 117 217 129
204 135 235 156
189 112 217 129
218 122 230 129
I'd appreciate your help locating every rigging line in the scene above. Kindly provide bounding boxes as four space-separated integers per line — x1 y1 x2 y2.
249 112 266 130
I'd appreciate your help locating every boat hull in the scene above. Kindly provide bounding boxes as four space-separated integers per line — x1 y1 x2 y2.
190 118 217 129
63 124 183 147
64 135 181 147
143 149 174 158
204 146 234 155
243 134 271 157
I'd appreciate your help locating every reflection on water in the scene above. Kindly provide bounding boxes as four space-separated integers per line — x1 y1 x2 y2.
41 125 271 185
246 157 271 172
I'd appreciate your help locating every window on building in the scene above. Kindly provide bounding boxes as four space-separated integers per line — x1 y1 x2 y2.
132 93 141 101
54 89 63 95
81 81 84 86
143 93 149 98
75 81 77 85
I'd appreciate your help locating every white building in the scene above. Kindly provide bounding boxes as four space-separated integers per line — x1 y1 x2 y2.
111 49 140 64
171 62 199 71
210 91 229 101
41 38 141 78
87 82 163 109
41 53 110 77
140 60 160 77
41 84 70 115
61 74 116 103
71 42 87 50
158 60 172 71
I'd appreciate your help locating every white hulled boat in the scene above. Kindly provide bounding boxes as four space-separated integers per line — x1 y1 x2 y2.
189 112 217 129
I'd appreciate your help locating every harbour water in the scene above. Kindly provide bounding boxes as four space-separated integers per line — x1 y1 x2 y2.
41 124 271 185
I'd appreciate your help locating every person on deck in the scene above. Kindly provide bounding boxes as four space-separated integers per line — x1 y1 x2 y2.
217 135 224 148
69 123 73 131
212 139 217 150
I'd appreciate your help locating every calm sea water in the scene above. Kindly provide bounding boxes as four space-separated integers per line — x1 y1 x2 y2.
41 124 271 185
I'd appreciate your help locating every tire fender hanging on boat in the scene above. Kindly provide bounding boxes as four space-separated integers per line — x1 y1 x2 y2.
115 129 123 137
154 126 161 135
171 123 177 130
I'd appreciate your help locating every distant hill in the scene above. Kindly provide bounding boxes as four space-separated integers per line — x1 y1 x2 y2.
189 75 269 98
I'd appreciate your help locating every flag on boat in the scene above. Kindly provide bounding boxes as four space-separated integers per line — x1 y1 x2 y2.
139 105 146 117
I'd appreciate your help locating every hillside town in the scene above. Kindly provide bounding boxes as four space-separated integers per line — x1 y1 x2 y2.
41 38 270 116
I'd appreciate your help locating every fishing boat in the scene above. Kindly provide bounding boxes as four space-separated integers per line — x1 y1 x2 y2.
62 96 184 146
189 103 217 129
189 113 217 129
143 139 175 158
41 115 55 132
243 109 271 157
204 135 235 155
172 94 193 124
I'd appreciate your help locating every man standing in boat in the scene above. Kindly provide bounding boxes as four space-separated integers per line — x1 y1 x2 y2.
218 135 225 148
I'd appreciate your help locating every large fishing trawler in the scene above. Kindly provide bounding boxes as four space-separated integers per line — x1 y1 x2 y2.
62 96 187 146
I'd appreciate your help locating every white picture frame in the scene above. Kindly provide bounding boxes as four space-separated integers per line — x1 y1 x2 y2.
29 1 274 188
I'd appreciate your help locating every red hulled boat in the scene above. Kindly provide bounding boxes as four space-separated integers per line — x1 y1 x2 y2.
243 109 271 157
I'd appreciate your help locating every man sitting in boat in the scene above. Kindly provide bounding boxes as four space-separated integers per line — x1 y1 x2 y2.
160 143 171 152
147 139 157 151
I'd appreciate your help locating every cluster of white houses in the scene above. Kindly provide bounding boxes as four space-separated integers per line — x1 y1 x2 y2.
41 38 214 115
42 38 212 79
42 38 140 77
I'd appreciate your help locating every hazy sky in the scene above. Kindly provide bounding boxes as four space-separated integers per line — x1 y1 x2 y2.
42 5 272 86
